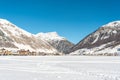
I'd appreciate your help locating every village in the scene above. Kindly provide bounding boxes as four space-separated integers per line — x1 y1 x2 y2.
0 48 52 56
0 48 120 56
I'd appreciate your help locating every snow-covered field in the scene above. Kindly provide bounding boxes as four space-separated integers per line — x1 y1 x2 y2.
0 56 120 80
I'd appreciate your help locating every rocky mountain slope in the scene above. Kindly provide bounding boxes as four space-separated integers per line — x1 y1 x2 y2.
0 19 58 55
36 32 74 54
70 21 120 56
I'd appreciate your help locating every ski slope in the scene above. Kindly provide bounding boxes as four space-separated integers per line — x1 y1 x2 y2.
0 56 120 80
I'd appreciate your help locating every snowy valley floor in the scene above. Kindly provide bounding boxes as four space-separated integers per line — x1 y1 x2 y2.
0 56 120 80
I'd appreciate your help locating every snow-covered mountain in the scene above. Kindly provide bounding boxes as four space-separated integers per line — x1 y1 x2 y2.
70 21 120 56
36 32 74 54
0 19 58 55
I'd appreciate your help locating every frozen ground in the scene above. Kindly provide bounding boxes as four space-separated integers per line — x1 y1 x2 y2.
0 56 120 80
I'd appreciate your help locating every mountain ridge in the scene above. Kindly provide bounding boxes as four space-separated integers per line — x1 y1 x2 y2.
36 32 74 54
70 21 120 56
0 18 59 55
1 18 120 56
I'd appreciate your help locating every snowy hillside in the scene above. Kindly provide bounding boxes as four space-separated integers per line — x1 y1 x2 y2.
36 32 74 54
0 19 58 55
70 21 120 55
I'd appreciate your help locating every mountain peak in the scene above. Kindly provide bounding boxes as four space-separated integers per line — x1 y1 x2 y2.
0 18 32 37
36 32 66 40
0 18 11 24
102 21 120 28
41 32 59 37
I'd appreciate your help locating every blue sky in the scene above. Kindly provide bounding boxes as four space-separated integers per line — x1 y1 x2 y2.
0 0 120 43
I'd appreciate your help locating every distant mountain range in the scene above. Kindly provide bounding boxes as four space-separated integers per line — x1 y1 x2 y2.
0 19 74 55
0 18 120 56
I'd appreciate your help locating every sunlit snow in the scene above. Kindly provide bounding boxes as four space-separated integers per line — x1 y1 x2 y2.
0 56 119 80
